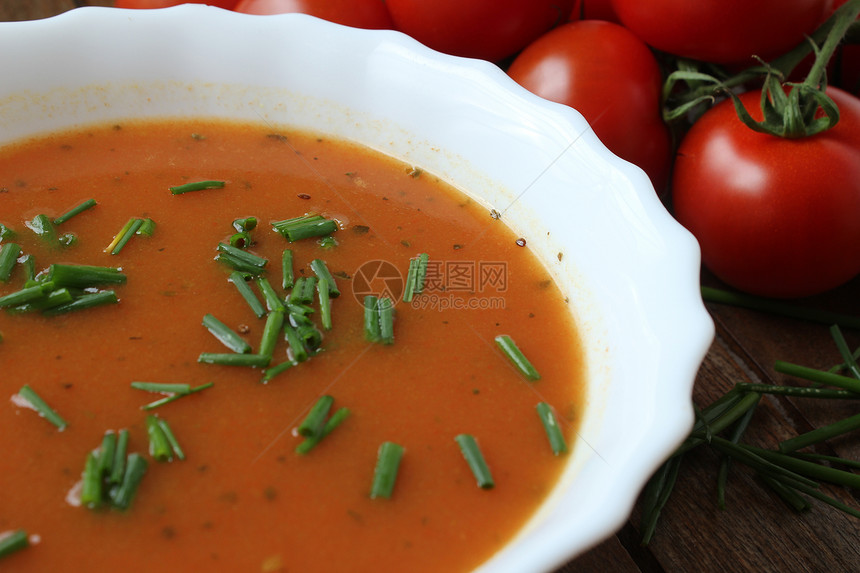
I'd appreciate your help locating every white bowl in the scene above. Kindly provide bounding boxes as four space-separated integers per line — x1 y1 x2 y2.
0 6 713 571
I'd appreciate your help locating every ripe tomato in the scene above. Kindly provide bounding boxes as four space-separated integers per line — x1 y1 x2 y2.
507 20 671 194
384 0 574 62
114 0 240 9
233 0 393 29
611 0 832 65
672 87 860 298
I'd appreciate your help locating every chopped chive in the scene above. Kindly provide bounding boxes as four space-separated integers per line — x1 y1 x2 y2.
109 429 130 485
104 218 135 253
111 218 144 255
364 295 380 342
109 453 148 510
58 233 77 247
0 282 53 309
25 214 59 245
97 431 117 477
229 231 252 248
295 408 350 454
734 382 858 399
286 303 315 327
779 411 860 453
775 360 860 394
46 264 126 289
318 235 338 249
310 259 340 298
259 310 285 358
53 198 97 225
0 243 21 282
217 242 268 267
318 278 332 330
146 415 172 461
495 335 540 381
156 417 185 461
271 214 338 242
283 323 309 363
20 254 35 282
198 352 270 367
261 360 294 383
297 395 334 438
228 271 266 318
9 288 74 314
42 290 118 316
202 313 252 354
702 286 860 330
169 180 225 195
136 218 156 236
216 252 265 275
830 325 860 380
0 530 29 559
17 384 67 430
141 382 213 411
296 323 323 353
80 451 103 508
233 216 257 232
256 276 285 312
402 253 429 302
378 297 394 345
370 442 405 499
455 434 494 489
288 276 317 304
282 249 295 290
0 222 16 241
639 455 683 545
536 402 568 455
131 382 191 395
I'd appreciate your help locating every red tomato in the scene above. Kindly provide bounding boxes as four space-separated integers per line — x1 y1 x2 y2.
507 21 671 194
384 0 574 62
611 0 832 65
570 0 621 22
114 0 240 9
233 0 393 29
672 87 860 298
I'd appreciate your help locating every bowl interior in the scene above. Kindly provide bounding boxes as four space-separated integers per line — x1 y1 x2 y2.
0 6 714 571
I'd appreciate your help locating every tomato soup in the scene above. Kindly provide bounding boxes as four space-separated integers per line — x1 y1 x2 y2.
0 120 584 572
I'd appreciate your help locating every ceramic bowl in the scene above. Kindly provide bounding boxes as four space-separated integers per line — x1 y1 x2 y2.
0 6 714 571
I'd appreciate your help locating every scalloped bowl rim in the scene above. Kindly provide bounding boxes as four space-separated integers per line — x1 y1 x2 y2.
0 6 714 572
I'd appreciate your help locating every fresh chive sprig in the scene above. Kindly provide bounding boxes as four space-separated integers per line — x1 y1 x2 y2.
17 384 67 430
495 334 541 381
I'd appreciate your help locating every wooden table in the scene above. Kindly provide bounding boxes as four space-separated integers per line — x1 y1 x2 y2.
4 2 860 571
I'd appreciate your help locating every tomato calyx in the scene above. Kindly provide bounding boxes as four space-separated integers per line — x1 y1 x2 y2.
663 0 860 138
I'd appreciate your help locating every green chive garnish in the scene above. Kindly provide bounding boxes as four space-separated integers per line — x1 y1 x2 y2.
0 530 29 559
455 434 494 489
256 276 285 312
229 271 266 318
46 264 126 289
271 214 338 242
310 259 340 298
97 431 117 477
140 382 213 410
215 242 268 274
197 352 271 367
318 278 332 330
232 216 257 232
53 198 97 225
364 295 380 342
495 334 540 381
169 180 225 195
41 290 118 316
378 297 394 345
136 217 156 237
536 402 568 455
261 360 294 383
0 243 21 282
146 414 172 461
282 249 295 290
156 417 185 461
402 253 429 302
283 323 309 363
8 288 74 314
17 384 67 430
259 310 285 358
229 231 252 248
779 411 860 453
80 451 103 508
131 382 191 395
109 453 148 510
288 276 317 305
295 408 350 454
370 442 405 499
202 313 251 354
25 214 59 245
0 283 53 309
0 223 16 241
109 429 130 485
297 395 334 438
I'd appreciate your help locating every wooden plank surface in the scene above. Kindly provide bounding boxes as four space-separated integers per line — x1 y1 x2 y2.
3 3 859 572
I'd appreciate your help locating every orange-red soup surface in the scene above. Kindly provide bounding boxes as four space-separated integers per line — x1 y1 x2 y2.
0 120 584 572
